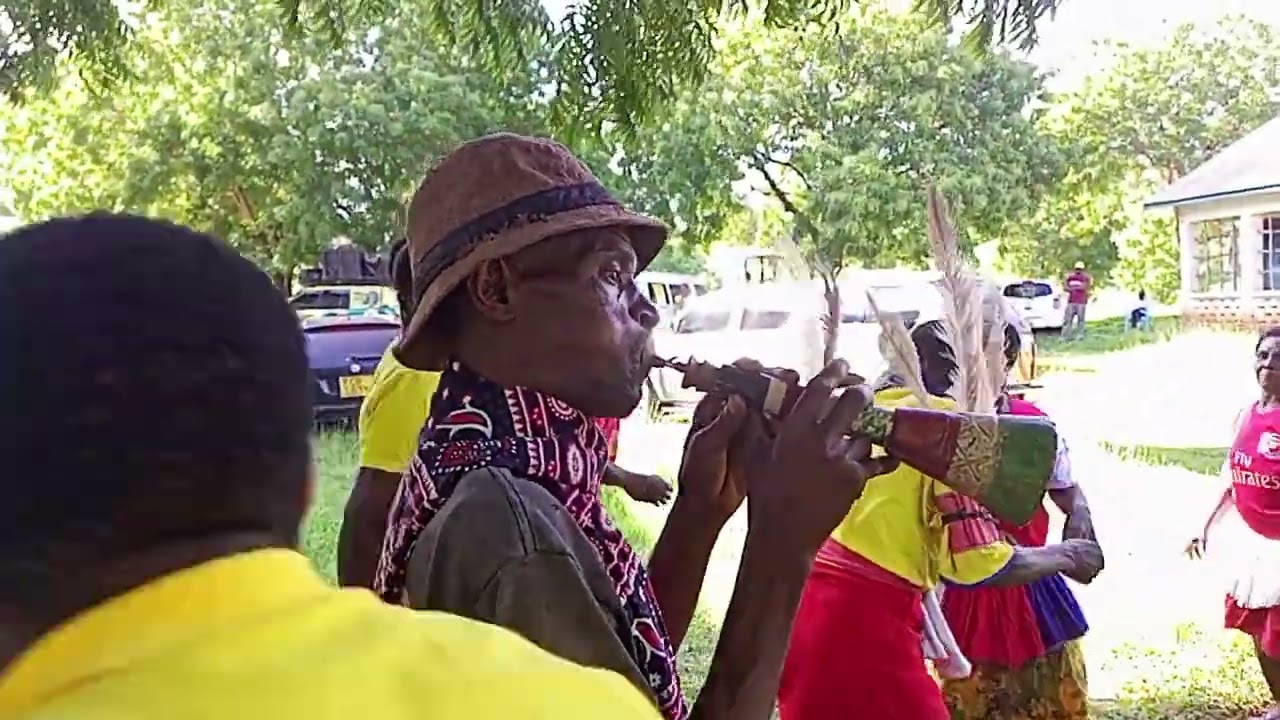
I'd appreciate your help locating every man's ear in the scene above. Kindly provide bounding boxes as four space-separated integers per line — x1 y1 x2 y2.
467 259 518 322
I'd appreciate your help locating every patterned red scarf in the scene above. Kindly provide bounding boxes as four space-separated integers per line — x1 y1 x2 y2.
375 362 686 719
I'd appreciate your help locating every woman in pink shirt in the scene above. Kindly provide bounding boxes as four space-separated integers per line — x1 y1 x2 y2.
1189 326 1280 720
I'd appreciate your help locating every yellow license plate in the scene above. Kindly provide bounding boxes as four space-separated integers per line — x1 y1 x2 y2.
339 375 375 398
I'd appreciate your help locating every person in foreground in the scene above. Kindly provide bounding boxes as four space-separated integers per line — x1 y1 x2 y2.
0 214 657 719
941 324 1098 720
778 316 1104 720
339 239 669 590
375 133 895 719
1187 326 1280 720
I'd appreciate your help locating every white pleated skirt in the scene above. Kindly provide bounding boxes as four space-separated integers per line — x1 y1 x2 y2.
1213 505 1280 610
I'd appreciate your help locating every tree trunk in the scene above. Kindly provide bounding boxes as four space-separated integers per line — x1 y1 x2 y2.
822 281 841 367
272 267 294 296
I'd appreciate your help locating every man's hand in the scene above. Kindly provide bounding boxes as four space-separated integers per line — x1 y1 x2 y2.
646 360 777 651
621 471 673 505
676 359 783 525
686 359 898 720
745 359 899 558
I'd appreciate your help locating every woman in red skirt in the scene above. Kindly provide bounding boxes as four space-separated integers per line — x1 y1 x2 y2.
1189 326 1280 720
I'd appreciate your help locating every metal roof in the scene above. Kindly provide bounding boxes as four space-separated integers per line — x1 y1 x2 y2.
1144 116 1280 209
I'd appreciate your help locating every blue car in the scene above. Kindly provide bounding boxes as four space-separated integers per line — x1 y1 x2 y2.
302 314 399 423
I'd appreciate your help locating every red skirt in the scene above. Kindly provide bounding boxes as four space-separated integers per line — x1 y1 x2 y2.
1226 597 1280 658
780 541 949 720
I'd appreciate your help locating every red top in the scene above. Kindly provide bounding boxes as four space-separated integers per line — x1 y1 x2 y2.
596 417 621 463
1230 403 1280 539
1064 271 1091 304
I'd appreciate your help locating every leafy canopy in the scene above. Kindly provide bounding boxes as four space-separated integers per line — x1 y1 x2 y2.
608 11 1065 276
0 0 543 283
4 0 1067 128
998 16 1280 299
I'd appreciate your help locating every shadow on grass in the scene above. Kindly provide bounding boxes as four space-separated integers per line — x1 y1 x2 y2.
1093 625 1269 719
1100 442 1227 476
1037 316 1182 358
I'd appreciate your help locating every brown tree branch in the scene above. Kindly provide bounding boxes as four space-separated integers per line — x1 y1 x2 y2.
230 185 257 223
752 151 816 237
763 155 812 190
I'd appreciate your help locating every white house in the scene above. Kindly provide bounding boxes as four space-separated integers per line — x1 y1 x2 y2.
1145 116 1280 327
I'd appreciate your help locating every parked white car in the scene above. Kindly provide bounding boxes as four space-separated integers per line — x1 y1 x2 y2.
646 282 892 413
648 283 829 411
999 279 1065 331
635 271 709 329
642 276 1038 416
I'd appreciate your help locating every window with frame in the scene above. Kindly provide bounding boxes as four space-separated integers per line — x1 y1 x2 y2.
1192 218 1240 293
646 282 673 307
740 309 791 330
675 308 731 334
1263 216 1280 291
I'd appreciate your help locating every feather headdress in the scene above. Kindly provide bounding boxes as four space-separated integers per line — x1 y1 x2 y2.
924 186 1008 413
867 291 929 405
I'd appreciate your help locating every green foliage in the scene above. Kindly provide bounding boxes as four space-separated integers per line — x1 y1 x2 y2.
1000 16 1280 292
647 239 710 275
3 0 1066 130
620 12 1064 276
1079 19 1280 185
1 0 540 280
1113 214 1181 303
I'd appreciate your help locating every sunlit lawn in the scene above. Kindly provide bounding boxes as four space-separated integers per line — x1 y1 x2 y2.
299 316 1275 717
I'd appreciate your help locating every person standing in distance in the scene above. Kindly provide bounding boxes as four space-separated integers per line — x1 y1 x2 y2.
1062 261 1092 340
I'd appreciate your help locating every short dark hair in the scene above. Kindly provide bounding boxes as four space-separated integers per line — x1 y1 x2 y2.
0 214 312 598
910 320 956 396
389 238 413 325
1003 323 1022 371
911 319 1022 385
1259 326 1280 350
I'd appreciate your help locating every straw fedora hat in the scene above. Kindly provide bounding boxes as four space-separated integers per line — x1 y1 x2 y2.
400 133 667 367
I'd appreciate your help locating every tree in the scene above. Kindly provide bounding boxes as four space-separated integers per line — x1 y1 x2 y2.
999 17 1280 300
606 12 1065 360
1 0 540 289
5 0 1069 129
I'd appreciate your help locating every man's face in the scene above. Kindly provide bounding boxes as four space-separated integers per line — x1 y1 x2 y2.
488 228 659 417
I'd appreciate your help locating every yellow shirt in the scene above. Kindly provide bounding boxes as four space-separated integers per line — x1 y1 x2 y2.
0 549 661 720
830 387 1014 588
358 345 440 472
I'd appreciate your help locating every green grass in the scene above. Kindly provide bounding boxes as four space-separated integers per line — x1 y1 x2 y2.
303 407 1268 718
1099 442 1229 477
301 430 359 583
1037 315 1182 358
1097 624 1270 719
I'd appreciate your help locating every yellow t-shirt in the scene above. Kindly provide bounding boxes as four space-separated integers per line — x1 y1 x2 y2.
830 387 1014 588
0 550 662 720
358 345 441 473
